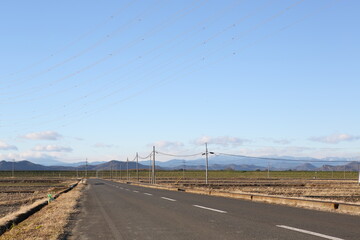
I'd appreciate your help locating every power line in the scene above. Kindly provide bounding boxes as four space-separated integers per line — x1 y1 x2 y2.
1 1 339 132
216 152 356 163
0 0 165 97
1 0 239 127
156 151 203 158
138 152 153 160
0 0 203 100
0 0 138 84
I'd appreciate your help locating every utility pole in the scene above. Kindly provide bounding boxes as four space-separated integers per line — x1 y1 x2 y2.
85 158 88 179
136 152 139 182
183 159 185 179
202 143 214 185
110 162 112 179
205 143 209 184
358 161 360 185
12 159 15 178
127 158 129 181
149 155 151 183
152 146 156 184
267 162 270 178
120 163 122 180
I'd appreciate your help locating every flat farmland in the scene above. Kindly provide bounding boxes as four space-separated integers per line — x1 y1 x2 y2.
0 178 77 218
111 170 360 204
0 170 359 216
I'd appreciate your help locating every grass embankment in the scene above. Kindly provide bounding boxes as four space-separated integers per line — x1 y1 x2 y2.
0 182 84 240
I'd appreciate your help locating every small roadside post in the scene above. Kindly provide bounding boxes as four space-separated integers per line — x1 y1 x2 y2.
47 193 54 203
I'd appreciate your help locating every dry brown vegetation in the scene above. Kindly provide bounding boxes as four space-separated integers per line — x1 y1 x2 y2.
0 181 84 240
127 176 360 204
174 178 360 204
0 178 76 218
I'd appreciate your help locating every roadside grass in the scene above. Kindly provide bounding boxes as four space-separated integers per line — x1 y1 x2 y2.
0 182 84 240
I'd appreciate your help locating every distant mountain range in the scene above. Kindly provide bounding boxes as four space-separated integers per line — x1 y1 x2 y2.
0 160 150 171
0 157 359 171
140 155 360 171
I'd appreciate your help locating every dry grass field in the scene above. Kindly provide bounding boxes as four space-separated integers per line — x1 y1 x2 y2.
202 179 360 203
0 181 84 240
0 178 77 218
122 170 360 204
173 179 360 204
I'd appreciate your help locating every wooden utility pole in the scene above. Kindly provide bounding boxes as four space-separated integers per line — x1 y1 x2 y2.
85 158 88 178
136 152 139 182
205 143 209 184
127 158 129 181
152 146 156 184
12 159 15 178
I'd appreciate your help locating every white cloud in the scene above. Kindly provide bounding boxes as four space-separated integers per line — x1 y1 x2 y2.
194 136 249 147
309 133 360 144
0 141 18 151
32 145 73 152
93 143 116 148
22 131 62 140
148 141 184 149
0 151 63 162
271 139 292 145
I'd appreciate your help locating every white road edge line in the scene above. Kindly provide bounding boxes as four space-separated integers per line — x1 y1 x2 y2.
144 193 153 196
276 225 344 240
161 197 176 202
193 205 227 213
133 190 139 193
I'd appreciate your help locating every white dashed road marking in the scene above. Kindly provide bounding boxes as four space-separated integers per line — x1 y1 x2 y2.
276 225 344 240
193 205 227 213
161 197 176 202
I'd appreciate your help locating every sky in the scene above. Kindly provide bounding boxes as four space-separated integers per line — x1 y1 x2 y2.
0 0 359 164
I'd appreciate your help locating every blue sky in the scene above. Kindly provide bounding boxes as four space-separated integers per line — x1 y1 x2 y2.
0 0 359 164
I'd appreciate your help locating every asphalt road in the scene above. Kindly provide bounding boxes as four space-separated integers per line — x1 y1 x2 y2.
68 179 360 240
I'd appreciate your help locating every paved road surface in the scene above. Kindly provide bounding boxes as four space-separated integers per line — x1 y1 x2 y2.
68 179 360 239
